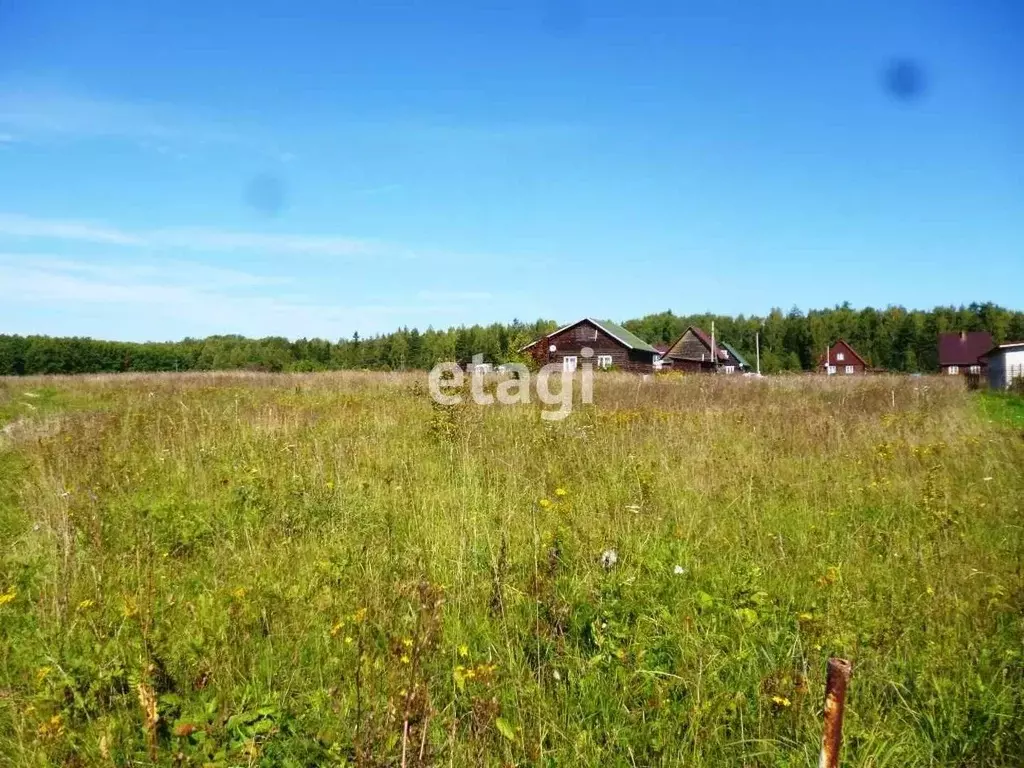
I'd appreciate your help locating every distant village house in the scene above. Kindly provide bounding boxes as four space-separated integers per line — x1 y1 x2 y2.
818 340 868 375
937 331 993 375
661 325 749 373
520 318 661 373
981 342 1024 390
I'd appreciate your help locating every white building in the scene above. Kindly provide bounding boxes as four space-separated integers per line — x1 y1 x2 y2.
982 342 1024 390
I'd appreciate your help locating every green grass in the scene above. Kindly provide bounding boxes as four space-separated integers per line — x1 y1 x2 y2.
1 372 1022 766
976 389 1024 428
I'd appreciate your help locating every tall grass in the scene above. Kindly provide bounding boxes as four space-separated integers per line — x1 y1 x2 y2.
0 372 1021 766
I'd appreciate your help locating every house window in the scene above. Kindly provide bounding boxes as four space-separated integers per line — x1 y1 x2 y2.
947 366 959 375
844 365 854 374
836 352 845 362
969 365 981 374
722 365 735 374
563 356 577 372
827 365 837 375
597 355 613 369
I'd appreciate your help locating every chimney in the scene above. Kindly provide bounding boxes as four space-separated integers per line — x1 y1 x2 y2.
960 330 967 341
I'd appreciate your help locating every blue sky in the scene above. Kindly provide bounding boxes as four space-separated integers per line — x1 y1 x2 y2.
0 1 1021 341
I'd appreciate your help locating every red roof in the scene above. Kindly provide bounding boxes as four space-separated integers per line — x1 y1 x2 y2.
938 332 993 366
817 340 868 367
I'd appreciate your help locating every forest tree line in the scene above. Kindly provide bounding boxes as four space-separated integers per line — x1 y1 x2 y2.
1 303 1022 376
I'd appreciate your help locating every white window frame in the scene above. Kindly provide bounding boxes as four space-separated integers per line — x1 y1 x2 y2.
563 356 578 373
596 354 613 370
722 365 735 374
844 365 854 374
969 365 981 374
827 365 837 375
836 352 845 362
947 366 959 375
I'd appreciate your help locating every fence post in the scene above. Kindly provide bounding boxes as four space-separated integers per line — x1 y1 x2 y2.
819 657 852 768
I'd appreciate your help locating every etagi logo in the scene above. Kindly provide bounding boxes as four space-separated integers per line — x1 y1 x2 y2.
428 349 595 421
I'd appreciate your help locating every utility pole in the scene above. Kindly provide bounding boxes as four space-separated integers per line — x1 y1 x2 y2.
755 332 761 376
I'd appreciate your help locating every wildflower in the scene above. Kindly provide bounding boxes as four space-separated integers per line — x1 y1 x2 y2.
458 644 469 658
232 587 247 600
77 599 95 612
554 488 568 497
344 636 353 644
353 607 368 623
402 637 414 648
673 565 686 575
400 654 411 665
0 589 16 607
330 621 345 637
771 695 792 708
600 549 618 570
983 477 993 482
538 498 552 510
36 666 52 684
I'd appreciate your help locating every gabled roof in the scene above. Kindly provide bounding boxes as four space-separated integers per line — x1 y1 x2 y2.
519 317 658 354
818 339 868 367
938 332 994 366
980 341 1024 357
719 341 750 369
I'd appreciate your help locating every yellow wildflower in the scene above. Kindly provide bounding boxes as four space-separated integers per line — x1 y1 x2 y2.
77 599 95 612
554 488 568 497
353 607 368 623
402 637 413 648
0 589 16 607
458 644 469 658
330 621 344 637
771 695 792 708
538 498 552 509
400 654 411 665
232 587 247 600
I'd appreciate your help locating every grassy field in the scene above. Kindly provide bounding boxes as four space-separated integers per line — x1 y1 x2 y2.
1 372 1022 766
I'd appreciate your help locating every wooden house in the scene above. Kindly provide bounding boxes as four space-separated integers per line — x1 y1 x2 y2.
520 318 660 373
661 326 748 373
818 340 868 375
938 331 993 375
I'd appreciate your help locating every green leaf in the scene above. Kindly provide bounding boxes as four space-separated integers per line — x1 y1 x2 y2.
495 717 516 742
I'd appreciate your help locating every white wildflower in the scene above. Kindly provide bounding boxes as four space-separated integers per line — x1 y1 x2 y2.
674 565 686 575
600 549 618 570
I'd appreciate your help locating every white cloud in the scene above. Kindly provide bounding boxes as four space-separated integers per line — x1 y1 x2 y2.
416 290 492 302
0 213 145 246
0 257 469 340
0 83 289 159
0 212 386 259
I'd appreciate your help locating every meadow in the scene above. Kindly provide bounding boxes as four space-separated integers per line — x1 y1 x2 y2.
0 371 1022 766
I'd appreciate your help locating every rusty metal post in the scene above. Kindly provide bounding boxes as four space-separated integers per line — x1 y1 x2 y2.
819 657 852 768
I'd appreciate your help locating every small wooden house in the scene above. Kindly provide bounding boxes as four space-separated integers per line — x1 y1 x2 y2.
938 331 993 375
662 326 748 373
818 340 868 375
520 317 660 373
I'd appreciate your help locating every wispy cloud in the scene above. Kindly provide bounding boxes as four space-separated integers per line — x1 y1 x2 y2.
0 82 288 158
416 290 492 302
0 212 387 259
0 256 475 340
0 213 144 246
